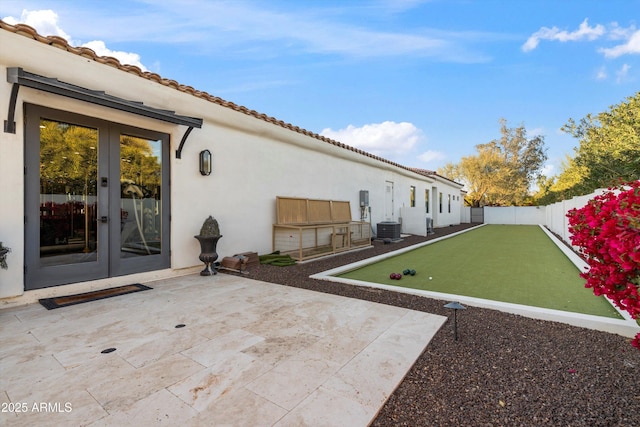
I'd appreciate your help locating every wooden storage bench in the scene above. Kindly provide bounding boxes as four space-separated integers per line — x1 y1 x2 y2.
272 197 371 261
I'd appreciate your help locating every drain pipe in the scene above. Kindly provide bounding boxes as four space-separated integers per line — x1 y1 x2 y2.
369 206 375 240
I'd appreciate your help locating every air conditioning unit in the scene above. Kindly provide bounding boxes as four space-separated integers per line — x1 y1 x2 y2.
377 222 401 239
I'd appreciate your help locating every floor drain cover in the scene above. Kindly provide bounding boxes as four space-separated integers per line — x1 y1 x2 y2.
101 347 116 354
175 324 186 328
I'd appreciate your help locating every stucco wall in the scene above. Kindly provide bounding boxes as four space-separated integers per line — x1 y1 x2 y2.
0 29 463 298
0 64 22 297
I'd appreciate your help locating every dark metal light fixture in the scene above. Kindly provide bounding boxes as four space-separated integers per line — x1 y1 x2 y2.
199 149 212 176
444 301 466 341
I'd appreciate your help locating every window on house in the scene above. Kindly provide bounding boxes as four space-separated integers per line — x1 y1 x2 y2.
439 192 443 213
410 186 416 207
425 189 430 213
448 194 451 213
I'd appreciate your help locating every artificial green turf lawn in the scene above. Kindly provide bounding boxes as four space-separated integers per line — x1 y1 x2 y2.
338 225 622 318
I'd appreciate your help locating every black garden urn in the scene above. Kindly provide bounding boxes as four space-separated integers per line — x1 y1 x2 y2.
195 216 222 276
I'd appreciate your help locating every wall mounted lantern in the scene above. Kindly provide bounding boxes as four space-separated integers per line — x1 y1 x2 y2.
199 149 212 176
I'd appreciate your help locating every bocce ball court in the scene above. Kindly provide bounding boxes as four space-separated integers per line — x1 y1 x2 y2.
336 225 621 319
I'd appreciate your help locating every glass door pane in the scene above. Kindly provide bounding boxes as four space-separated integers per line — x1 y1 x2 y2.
119 135 162 258
39 119 99 266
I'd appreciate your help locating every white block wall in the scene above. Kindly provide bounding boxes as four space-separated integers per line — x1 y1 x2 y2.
545 189 608 246
482 187 615 250
485 206 547 225
399 207 428 236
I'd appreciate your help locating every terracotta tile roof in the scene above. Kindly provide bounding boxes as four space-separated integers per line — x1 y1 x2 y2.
409 168 437 176
409 168 463 186
1 20 457 183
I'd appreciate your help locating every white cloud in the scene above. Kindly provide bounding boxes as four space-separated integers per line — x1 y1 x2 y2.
608 23 638 40
418 150 446 164
541 163 555 177
528 127 544 137
599 30 640 58
377 0 431 12
81 40 147 71
320 121 447 167
522 19 640 59
5 2 491 63
522 18 605 52
596 66 607 80
183 2 486 61
2 9 147 71
616 64 631 83
201 4 463 61
2 9 71 41
320 121 422 158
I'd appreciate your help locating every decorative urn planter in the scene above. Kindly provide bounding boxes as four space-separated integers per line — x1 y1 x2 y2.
194 216 222 276
0 242 10 270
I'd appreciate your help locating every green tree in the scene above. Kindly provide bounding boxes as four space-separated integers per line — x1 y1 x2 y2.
562 92 640 192
533 155 588 204
439 119 547 206
439 142 503 207
120 135 160 192
39 120 99 196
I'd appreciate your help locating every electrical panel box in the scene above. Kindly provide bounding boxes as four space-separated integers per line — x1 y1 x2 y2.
359 190 369 207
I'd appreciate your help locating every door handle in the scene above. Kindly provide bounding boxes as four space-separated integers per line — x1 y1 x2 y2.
100 216 108 223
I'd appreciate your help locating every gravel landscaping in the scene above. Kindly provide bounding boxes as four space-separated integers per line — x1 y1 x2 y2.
230 224 640 426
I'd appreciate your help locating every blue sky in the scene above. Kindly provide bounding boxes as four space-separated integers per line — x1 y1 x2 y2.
2 0 639 179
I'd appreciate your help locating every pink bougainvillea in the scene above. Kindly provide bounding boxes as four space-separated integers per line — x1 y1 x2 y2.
567 181 640 350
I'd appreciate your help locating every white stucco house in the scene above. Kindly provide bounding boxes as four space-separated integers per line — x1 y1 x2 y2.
0 21 464 301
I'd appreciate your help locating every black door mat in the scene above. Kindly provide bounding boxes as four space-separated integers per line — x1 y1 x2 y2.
39 284 152 310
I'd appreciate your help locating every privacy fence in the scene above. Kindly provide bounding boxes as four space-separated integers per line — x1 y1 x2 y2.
475 188 610 249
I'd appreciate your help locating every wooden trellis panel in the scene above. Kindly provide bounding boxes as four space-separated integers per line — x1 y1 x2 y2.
308 199 332 224
276 197 309 225
331 201 351 223
276 197 354 225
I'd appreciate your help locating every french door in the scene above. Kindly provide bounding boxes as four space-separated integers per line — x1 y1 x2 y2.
25 104 170 290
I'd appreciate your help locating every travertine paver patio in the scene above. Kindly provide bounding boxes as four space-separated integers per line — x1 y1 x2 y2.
0 273 445 426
